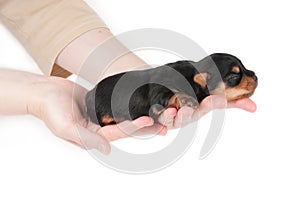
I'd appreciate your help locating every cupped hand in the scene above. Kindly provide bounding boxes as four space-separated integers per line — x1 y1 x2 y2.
33 77 167 154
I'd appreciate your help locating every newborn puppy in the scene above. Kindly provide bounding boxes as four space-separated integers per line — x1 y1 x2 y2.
86 53 258 126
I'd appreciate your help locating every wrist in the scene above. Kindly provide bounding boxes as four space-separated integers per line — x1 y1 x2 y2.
0 68 50 116
26 76 52 119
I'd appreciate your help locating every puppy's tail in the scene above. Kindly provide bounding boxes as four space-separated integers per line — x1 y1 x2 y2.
85 87 99 124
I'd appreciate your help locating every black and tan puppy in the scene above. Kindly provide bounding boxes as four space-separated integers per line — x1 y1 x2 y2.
86 53 257 126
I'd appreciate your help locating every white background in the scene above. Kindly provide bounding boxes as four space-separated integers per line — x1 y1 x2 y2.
1 0 300 198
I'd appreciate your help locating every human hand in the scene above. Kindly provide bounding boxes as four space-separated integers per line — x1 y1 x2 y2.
30 77 167 154
158 95 256 129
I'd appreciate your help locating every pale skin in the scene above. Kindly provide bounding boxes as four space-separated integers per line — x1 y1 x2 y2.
0 28 256 154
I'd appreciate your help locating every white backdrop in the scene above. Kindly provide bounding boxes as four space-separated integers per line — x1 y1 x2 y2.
1 0 299 198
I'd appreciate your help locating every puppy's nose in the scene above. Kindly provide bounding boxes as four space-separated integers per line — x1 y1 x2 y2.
252 74 258 81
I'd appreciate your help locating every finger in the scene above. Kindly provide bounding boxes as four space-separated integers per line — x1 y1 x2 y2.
227 98 257 112
131 123 168 137
198 95 227 116
118 116 155 134
157 107 177 129
69 124 111 154
173 106 195 128
100 116 155 141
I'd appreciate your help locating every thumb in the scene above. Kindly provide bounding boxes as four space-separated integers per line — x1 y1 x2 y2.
75 124 111 154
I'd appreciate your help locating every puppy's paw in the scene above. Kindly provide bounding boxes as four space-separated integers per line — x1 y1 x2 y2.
168 93 199 110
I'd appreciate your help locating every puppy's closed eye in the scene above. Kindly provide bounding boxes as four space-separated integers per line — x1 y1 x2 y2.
225 73 242 87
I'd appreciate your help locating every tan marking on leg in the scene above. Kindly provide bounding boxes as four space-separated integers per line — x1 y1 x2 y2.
193 72 210 89
100 116 116 126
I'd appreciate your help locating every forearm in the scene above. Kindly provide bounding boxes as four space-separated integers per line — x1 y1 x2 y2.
0 68 45 116
55 28 150 83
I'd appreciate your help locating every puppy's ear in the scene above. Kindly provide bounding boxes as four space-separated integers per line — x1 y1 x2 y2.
193 72 210 89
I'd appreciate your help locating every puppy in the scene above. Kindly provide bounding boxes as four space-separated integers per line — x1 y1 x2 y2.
86 53 258 126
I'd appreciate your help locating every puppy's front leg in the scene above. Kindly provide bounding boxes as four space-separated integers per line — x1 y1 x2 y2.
148 84 198 119
167 92 199 110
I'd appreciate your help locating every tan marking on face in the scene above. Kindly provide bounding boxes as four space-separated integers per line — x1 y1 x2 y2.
210 75 257 101
224 75 257 101
225 88 250 101
232 66 240 73
194 72 209 89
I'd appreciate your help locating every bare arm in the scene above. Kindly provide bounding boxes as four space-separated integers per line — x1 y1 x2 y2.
0 68 44 116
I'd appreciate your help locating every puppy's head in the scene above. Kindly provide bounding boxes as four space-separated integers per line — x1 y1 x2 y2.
194 53 258 101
